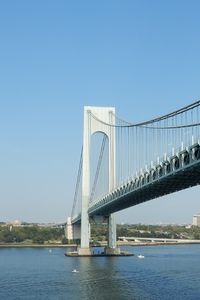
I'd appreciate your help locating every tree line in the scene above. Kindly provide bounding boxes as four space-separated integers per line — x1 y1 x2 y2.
0 225 66 244
1 223 200 245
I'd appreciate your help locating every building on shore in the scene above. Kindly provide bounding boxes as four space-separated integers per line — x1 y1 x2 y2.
6 220 22 226
192 213 200 227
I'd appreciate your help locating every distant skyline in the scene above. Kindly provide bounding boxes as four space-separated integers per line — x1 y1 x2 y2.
1 1 200 224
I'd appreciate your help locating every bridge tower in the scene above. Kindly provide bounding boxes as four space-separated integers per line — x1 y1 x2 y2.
78 106 119 255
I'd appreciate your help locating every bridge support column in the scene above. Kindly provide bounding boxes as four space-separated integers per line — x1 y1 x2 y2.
105 214 120 255
108 214 116 248
65 217 73 241
78 204 91 255
65 217 81 244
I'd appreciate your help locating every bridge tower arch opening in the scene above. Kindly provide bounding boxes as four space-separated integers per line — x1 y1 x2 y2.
90 131 109 206
79 106 118 255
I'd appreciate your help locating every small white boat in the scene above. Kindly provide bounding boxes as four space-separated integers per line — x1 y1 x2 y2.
137 254 145 259
72 269 79 273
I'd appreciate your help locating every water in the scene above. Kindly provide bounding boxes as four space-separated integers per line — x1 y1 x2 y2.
0 245 200 300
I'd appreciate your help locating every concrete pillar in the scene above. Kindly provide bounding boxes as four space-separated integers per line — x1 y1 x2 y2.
108 214 116 248
65 217 73 241
106 109 118 252
65 217 81 244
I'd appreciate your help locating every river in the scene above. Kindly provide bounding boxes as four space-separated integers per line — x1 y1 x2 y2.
0 245 200 299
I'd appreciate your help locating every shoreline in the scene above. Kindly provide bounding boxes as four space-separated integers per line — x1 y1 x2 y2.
1 240 200 248
0 244 76 248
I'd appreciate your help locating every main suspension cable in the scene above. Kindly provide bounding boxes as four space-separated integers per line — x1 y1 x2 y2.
90 99 200 128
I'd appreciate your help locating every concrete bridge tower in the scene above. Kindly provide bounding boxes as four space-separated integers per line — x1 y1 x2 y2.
78 106 118 255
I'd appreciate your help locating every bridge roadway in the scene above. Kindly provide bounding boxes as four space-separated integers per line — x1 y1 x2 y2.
72 142 200 224
118 237 200 244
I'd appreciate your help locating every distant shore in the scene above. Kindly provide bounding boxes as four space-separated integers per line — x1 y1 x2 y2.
1 239 200 248
0 244 76 248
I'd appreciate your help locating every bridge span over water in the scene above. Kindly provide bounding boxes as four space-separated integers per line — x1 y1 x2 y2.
66 101 200 255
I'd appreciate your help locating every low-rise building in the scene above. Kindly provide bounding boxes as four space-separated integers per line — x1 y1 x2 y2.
6 219 22 226
192 213 200 227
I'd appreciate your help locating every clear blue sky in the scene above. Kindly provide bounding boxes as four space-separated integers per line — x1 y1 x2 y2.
1 0 200 224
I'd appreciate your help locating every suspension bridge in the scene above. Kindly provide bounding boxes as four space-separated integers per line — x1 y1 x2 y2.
65 101 200 256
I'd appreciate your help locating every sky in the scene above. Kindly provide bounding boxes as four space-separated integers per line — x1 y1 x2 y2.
1 0 200 224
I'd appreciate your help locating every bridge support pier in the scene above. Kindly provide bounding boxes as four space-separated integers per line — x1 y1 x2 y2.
65 217 81 244
78 206 91 255
77 246 91 255
104 214 120 255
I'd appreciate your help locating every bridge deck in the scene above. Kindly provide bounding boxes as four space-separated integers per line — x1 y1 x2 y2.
72 143 200 224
